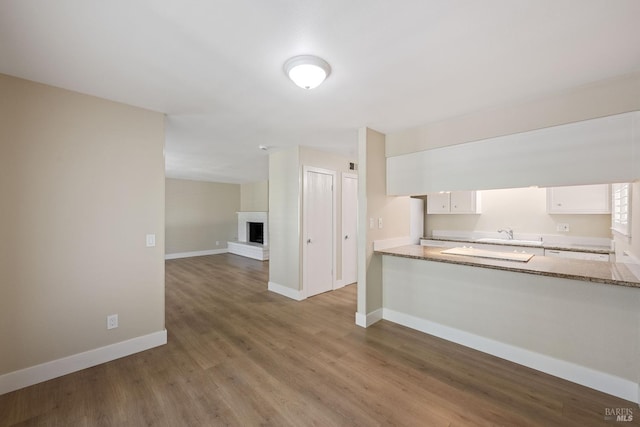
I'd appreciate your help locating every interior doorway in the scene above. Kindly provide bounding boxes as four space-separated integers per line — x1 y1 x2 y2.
303 166 335 298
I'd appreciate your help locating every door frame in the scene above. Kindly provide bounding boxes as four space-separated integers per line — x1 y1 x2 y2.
302 165 337 298
340 172 358 288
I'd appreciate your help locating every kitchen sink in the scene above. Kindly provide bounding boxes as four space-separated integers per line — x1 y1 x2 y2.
442 246 534 262
476 238 543 246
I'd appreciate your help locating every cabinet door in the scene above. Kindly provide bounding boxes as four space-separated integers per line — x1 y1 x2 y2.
426 193 450 213
450 191 477 213
546 184 610 214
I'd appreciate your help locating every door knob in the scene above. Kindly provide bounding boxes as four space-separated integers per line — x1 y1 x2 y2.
344 235 349 240
307 238 312 244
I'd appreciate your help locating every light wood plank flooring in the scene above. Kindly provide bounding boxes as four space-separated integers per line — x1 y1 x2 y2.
1 253 638 426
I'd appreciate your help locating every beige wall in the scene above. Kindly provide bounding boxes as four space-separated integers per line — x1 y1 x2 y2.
0 74 165 375
240 181 268 212
165 178 240 254
268 147 301 291
387 71 640 156
383 255 640 385
426 187 612 239
357 128 412 318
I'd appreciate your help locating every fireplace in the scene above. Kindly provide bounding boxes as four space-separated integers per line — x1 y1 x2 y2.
229 211 269 260
235 211 268 247
248 222 264 244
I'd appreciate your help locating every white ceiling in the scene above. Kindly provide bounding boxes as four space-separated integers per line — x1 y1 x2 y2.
2 1 640 183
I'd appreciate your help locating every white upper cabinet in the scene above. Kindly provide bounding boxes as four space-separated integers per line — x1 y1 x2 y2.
386 111 640 196
546 184 611 214
427 191 481 214
426 192 449 213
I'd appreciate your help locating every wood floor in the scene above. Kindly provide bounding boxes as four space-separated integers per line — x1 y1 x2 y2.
1 253 637 426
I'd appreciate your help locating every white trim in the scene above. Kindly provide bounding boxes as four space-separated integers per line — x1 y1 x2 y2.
0 330 167 396
165 249 227 260
227 241 269 261
268 281 305 301
341 172 359 288
334 279 346 289
355 308 383 328
373 236 416 251
383 308 639 404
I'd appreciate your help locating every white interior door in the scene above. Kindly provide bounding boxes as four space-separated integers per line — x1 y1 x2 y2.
304 167 335 298
341 173 358 286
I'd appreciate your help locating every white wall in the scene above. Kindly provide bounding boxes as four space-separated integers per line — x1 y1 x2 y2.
613 180 640 262
426 187 612 239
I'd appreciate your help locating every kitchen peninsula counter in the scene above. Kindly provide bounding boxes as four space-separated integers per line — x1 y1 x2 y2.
425 236 612 254
376 244 640 288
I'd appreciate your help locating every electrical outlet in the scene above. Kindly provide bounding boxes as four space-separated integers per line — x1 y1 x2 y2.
369 218 374 229
107 314 118 330
556 223 570 232
216 241 220 246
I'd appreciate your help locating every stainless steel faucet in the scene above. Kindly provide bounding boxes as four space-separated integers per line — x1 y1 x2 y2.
498 227 514 240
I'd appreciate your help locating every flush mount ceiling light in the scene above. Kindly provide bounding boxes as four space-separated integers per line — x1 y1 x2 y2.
283 55 331 89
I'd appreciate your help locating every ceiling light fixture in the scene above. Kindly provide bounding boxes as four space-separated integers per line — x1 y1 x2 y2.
283 55 331 89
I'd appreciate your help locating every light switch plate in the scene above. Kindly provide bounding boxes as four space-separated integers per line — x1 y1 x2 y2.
146 234 156 247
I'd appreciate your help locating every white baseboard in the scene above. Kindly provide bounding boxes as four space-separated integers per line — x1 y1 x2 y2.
165 249 227 260
355 308 383 328
383 308 639 404
0 330 167 396
268 281 305 301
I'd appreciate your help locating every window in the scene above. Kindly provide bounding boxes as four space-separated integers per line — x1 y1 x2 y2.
612 183 631 236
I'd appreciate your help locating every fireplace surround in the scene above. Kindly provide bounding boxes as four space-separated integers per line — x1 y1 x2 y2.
228 211 268 260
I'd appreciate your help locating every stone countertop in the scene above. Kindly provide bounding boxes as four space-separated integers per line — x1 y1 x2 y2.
376 245 640 288
424 237 611 254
